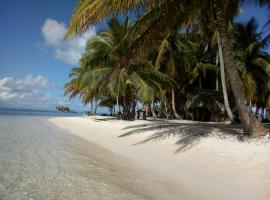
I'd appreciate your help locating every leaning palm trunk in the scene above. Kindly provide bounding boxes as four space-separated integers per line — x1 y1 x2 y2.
214 1 266 136
217 31 235 122
171 89 182 119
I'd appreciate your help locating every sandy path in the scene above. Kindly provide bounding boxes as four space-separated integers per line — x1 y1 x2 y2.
0 116 192 200
50 116 270 200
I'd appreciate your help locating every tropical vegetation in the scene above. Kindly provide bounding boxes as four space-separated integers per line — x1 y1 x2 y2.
64 0 270 136
56 105 71 112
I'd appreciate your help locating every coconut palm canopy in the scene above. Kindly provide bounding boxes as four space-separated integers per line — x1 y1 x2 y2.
232 17 270 103
65 17 174 119
65 0 270 136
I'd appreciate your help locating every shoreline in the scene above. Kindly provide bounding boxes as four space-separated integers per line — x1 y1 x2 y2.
49 116 270 200
52 120 190 200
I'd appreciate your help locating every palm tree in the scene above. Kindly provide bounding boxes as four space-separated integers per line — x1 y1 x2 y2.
154 29 217 119
65 17 173 119
64 65 101 115
154 31 182 119
213 0 270 135
178 32 218 119
232 17 270 106
217 31 235 122
65 0 269 135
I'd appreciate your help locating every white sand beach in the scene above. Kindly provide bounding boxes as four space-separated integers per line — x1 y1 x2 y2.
49 116 270 200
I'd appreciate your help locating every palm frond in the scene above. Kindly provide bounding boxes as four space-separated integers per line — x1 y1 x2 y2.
65 0 164 38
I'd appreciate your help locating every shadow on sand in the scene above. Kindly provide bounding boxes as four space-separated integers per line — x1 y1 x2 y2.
119 119 243 153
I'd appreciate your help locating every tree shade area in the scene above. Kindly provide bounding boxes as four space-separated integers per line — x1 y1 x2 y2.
64 0 270 136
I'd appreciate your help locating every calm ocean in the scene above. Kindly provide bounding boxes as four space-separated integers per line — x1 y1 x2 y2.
0 108 145 199
0 108 81 117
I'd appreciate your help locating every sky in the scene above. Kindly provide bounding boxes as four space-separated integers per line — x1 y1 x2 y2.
0 0 269 112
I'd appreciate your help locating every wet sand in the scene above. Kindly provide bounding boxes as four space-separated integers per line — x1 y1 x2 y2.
0 116 192 200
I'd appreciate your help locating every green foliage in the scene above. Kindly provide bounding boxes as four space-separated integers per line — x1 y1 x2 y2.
65 17 174 111
56 105 70 112
232 17 270 103
64 0 270 123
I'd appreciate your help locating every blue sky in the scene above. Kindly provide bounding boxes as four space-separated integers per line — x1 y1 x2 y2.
0 1 269 111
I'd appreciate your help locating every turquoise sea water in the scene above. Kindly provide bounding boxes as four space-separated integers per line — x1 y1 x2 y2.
0 108 81 117
0 108 148 200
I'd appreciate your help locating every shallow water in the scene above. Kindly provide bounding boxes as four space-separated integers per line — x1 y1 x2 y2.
0 113 149 200
0 108 81 117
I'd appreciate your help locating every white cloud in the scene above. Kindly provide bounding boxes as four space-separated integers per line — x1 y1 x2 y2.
0 74 56 109
40 18 96 65
0 74 86 111
41 19 66 47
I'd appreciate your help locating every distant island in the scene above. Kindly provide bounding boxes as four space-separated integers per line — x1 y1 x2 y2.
56 105 71 112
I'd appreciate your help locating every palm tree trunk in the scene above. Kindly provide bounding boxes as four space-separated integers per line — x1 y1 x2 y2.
199 77 202 89
216 70 219 91
164 100 170 119
217 31 235 122
116 96 120 113
110 106 113 116
90 100 93 116
151 100 157 117
214 1 266 136
123 96 129 120
130 100 136 120
93 97 98 116
171 89 182 119
130 90 136 120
